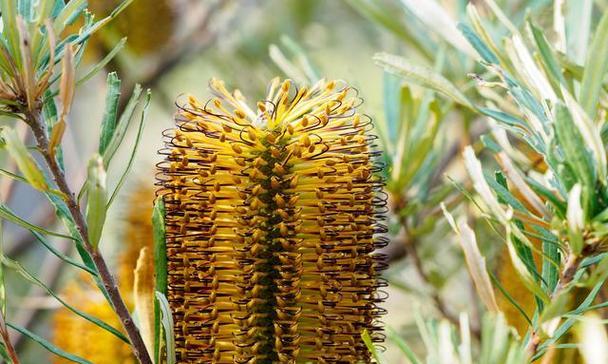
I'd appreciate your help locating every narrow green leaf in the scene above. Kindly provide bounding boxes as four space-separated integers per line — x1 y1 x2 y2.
362 329 387 364
107 90 151 207
0 0 20 68
373 52 474 109
579 10 608 119
529 20 567 95
506 225 549 303
102 84 143 168
153 197 167 295
31 231 96 275
43 192 97 274
457 23 498 64
554 103 595 214
0 202 73 240
537 226 560 294
485 171 527 212
387 327 421 364
1 128 48 192
85 155 107 248
153 197 167 363
99 73 122 156
52 0 86 34
6 322 91 364
43 90 65 170
525 176 567 219
0 256 127 343
77 38 127 87
489 273 533 326
0 168 27 184
155 292 175 364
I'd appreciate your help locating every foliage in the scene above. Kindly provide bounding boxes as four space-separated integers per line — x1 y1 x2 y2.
0 0 152 363
356 0 608 362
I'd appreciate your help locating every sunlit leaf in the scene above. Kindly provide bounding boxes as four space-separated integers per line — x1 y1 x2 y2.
374 52 474 109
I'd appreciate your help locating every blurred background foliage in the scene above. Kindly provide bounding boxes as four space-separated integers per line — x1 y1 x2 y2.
3 0 608 363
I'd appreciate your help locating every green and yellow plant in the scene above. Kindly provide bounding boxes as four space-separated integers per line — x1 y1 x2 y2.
156 78 388 363
369 0 608 362
0 0 153 363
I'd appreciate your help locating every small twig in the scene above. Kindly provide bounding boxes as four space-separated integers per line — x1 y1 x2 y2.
404 240 460 322
0 311 20 364
5 207 54 258
28 111 152 364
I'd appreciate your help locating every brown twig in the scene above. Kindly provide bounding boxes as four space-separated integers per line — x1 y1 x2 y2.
404 239 461 324
28 111 152 364
0 311 20 364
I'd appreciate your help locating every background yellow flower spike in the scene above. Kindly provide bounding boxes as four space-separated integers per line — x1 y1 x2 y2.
157 78 388 363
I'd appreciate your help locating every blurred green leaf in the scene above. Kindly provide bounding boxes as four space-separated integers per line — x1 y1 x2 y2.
0 255 127 342
362 329 386 364
579 9 608 119
1 128 48 192
0 202 73 240
345 0 433 59
0 222 4 317
387 327 420 364
77 38 127 87
6 322 91 364
31 231 96 275
374 52 474 109
1 0 20 69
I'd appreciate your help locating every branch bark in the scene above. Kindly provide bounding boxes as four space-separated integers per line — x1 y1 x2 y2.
28 112 152 364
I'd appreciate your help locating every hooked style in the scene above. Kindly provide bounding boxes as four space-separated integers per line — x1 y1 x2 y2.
156 78 388 363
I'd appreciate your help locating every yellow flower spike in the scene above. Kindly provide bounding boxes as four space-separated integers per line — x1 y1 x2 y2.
157 78 387 363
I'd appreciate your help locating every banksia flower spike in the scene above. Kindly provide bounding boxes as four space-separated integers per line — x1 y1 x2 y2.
157 78 388 363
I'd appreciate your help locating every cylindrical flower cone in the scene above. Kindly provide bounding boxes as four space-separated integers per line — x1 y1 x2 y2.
157 78 388 363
